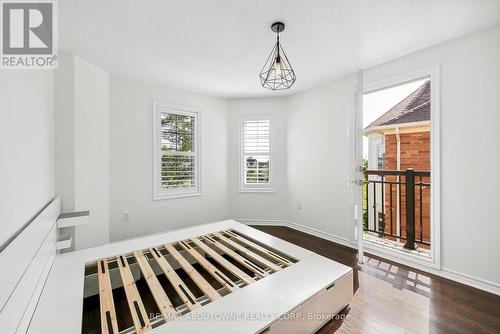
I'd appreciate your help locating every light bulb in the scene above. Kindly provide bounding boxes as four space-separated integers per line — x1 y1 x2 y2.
273 55 283 76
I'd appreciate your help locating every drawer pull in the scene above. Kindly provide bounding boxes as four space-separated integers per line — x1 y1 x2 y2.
326 282 336 290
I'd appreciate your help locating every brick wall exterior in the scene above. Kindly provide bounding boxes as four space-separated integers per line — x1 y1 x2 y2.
383 131 431 248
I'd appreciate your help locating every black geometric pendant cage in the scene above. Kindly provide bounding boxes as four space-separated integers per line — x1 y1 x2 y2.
259 22 296 90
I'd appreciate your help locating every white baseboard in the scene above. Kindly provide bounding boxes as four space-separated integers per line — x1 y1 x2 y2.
235 219 352 248
236 219 289 227
236 218 500 296
285 221 353 248
439 268 500 296
360 242 500 296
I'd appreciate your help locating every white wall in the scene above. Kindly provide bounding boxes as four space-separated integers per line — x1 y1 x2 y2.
109 76 229 241
55 54 75 213
285 25 500 290
286 75 357 243
227 98 288 221
73 57 110 249
364 25 500 287
55 54 110 250
0 71 55 247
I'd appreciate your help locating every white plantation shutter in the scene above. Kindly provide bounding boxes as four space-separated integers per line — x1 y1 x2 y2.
161 154 195 188
242 119 273 190
154 103 200 199
243 120 270 153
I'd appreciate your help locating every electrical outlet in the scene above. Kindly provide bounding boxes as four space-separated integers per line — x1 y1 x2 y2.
123 211 131 222
296 202 302 210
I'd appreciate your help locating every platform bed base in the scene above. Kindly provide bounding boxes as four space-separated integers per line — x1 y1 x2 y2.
83 229 298 334
258 271 353 334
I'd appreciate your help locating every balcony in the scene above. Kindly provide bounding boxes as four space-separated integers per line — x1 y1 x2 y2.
363 168 431 258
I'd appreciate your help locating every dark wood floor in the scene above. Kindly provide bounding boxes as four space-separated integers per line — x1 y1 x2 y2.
252 225 500 334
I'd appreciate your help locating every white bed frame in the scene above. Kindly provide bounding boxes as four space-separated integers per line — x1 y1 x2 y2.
0 197 60 334
0 197 353 334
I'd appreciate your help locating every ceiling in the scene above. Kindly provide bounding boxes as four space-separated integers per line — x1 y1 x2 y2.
59 0 500 98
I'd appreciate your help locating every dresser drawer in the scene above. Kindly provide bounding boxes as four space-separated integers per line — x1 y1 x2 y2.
264 270 353 334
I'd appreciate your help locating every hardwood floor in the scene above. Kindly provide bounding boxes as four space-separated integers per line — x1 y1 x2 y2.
252 225 500 334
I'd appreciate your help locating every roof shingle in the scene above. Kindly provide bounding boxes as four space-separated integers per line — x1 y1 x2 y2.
364 80 430 131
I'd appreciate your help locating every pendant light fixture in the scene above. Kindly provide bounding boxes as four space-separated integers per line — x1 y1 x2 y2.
259 22 296 90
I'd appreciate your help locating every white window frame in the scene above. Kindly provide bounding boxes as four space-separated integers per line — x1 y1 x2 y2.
239 115 275 193
359 65 441 270
153 102 201 200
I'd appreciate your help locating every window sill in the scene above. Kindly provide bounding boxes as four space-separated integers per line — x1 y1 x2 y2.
239 189 276 194
154 192 202 201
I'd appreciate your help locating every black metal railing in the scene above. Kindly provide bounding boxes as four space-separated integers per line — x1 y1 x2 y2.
363 168 431 250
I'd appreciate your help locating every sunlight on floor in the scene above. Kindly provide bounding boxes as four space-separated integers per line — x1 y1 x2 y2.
339 271 431 333
336 255 432 333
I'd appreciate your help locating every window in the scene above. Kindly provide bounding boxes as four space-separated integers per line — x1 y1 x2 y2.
240 118 274 192
376 144 385 170
153 103 200 199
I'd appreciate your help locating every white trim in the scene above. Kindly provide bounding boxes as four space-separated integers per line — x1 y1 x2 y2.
152 102 201 200
238 190 277 194
364 67 434 94
440 268 500 296
359 240 500 295
239 116 275 192
430 65 441 269
287 221 352 248
237 219 500 296
154 192 202 200
358 239 439 269
235 219 289 227
354 70 364 263
361 65 441 270
235 219 352 248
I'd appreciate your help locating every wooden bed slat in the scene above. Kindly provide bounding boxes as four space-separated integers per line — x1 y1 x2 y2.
214 232 282 272
201 235 268 278
97 259 119 334
224 230 294 266
164 244 221 301
149 247 200 311
190 237 255 285
88 229 300 334
116 255 152 333
133 250 177 322
177 240 239 292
